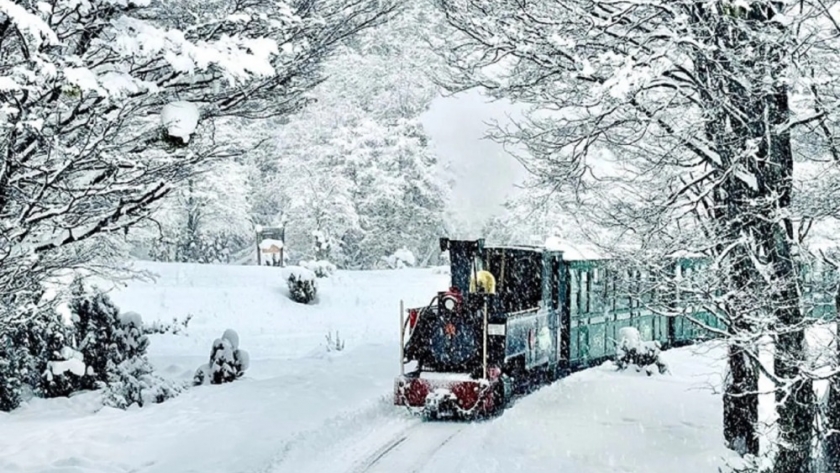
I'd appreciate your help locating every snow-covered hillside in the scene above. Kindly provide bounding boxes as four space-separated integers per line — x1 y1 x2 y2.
0 262 735 473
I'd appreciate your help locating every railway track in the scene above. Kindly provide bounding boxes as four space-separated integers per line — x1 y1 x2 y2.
349 422 467 473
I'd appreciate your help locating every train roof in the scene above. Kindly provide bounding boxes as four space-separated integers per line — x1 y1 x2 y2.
486 244 545 252
483 238 711 262
485 238 607 261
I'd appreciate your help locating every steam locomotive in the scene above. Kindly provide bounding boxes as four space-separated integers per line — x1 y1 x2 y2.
393 238 725 419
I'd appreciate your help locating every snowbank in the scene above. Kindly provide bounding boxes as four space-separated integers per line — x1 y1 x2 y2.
383 247 416 268
109 261 443 361
450 345 736 473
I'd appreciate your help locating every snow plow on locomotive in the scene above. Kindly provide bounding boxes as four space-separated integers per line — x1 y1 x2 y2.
395 238 564 419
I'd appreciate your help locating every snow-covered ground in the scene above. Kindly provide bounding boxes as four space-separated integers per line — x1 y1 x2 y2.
0 261 736 473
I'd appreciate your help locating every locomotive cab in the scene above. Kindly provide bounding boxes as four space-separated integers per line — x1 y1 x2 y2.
403 239 493 376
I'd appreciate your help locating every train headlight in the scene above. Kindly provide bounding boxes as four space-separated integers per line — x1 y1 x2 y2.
443 296 457 311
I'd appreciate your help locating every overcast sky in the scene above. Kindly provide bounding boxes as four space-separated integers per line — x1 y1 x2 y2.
420 89 528 233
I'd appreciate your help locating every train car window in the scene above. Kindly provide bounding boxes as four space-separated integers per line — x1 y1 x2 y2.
527 252 542 309
614 270 627 310
551 257 560 310
674 264 681 303
583 270 590 316
590 267 604 314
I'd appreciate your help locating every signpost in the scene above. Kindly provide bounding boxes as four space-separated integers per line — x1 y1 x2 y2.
256 225 285 266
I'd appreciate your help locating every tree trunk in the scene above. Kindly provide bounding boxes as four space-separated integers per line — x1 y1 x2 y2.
691 5 814 466
722 249 760 457
765 78 813 473
820 286 840 472
724 345 760 455
823 380 840 472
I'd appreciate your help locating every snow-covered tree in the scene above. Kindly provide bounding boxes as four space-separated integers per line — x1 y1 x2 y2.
0 336 24 411
480 184 582 247
431 1 840 470
69 278 182 408
139 158 254 264
0 0 400 321
0 296 77 409
253 2 449 268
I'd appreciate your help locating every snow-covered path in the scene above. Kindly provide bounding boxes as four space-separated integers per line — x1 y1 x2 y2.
343 422 465 473
0 262 736 473
267 345 732 473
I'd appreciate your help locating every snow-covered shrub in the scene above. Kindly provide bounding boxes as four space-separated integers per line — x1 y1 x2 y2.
0 335 25 411
69 279 182 408
0 301 79 407
70 281 148 389
1 282 184 411
383 247 416 269
325 331 345 352
282 266 318 304
144 314 194 336
299 260 336 278
42 346 86 398
101 357 185 409
193 329 250 385
614 327 668 375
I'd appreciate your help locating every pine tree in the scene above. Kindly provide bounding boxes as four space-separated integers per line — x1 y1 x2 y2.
70 278 125 390
0 334 24 411
194 329 250 385
69 278 182 408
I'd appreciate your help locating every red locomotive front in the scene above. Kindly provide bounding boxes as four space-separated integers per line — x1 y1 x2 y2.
394 239 509 419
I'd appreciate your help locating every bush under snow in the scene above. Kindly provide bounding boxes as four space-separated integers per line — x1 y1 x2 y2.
1 299 80 409
194 329 250 385
282 266 318 304
383 247 416 269
0 280 185 411
43 346 86 398
69 279 184 408
614 327 668 376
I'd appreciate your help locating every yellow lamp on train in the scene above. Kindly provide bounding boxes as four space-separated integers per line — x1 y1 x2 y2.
470 270 496 294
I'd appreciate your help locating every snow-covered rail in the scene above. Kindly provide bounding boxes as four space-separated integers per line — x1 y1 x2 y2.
349 422 466 473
